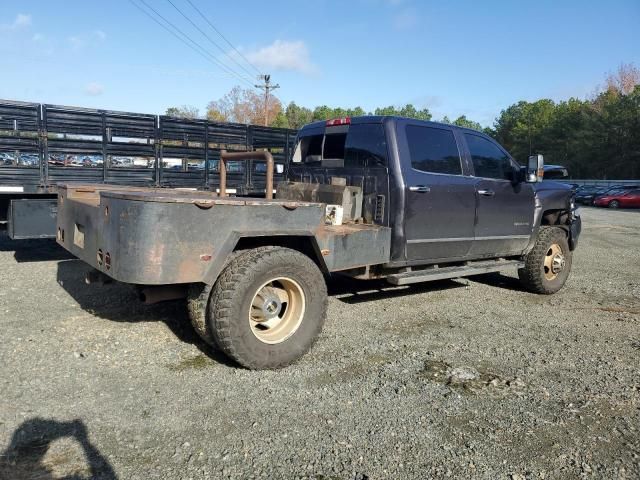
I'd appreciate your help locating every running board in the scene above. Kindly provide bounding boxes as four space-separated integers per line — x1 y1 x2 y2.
386 260 524 286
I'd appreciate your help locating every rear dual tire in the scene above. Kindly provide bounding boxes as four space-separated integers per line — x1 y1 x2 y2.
188 247 327 369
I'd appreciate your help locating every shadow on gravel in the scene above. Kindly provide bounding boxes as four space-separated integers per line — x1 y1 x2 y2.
0 418 117 480
466 272 525 292
55 259 237 368
0 232 74 263
327 274 465 304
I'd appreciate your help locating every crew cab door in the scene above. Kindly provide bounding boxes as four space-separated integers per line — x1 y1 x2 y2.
462 133 535 256
401 122 476 262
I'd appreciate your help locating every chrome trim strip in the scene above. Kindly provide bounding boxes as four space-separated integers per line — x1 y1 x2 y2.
407 234 530 244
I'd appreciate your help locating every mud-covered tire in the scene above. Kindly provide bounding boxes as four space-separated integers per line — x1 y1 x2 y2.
208 246 327 369
187 251 245 347
187 283 216 346
518 227 572 294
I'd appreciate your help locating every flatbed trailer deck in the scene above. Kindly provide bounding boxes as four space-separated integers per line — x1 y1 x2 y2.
56 183 392 286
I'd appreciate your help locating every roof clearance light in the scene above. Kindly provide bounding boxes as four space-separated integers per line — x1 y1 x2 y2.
326 117 351 127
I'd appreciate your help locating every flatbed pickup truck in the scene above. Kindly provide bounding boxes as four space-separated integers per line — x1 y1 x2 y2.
56 116 581 369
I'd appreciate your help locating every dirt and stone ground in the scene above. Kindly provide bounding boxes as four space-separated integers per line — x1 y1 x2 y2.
0 207 638 479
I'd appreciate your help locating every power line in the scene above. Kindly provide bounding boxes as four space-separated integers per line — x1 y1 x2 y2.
184 0 262 75
164 0 257 79
129 0 255 88
136 0 254 85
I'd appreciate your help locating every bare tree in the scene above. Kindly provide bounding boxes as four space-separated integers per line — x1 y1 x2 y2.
206 86 282 125
605 63 640 95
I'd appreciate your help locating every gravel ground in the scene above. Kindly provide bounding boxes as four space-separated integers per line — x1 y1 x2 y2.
0 207 638 480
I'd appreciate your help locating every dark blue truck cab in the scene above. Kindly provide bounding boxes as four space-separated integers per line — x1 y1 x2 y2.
289 116 579 267
56 116 581 369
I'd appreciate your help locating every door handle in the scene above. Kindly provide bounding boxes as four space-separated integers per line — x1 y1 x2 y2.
477 189 495 197
409 185 430 193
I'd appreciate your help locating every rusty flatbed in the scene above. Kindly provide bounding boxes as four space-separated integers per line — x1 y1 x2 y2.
56 183 392 285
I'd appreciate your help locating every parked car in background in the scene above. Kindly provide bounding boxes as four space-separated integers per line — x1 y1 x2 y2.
593 188 640 209
578 185 640 205
575 185 610 205
0 152 15 165
18 154 39 167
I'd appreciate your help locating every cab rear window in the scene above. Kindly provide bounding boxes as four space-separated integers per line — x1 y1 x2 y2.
293 124 388 167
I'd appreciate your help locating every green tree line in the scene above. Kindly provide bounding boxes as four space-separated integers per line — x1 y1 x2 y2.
492 63 640 178
167 99 485 133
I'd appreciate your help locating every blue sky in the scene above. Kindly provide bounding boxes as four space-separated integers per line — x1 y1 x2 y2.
1 0 639 126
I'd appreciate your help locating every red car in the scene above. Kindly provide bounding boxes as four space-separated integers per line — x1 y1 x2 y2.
593 189 640 208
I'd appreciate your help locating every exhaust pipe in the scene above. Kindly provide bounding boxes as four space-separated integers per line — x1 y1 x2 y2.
139 285 188 304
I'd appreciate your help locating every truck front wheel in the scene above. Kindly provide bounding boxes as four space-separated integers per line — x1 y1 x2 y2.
209 246 327 369
518 227 572 294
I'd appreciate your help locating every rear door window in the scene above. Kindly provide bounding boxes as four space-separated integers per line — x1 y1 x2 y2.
406 125 462 175
344 124 387 167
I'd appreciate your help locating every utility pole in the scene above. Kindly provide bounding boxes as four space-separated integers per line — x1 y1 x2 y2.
255 74 280 126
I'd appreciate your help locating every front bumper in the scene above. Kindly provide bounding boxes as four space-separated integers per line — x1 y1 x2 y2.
569 210 581 250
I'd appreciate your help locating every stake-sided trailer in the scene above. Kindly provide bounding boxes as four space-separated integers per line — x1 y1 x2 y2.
0 99 296 239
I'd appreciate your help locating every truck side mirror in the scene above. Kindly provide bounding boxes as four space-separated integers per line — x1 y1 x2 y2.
526 154 544 183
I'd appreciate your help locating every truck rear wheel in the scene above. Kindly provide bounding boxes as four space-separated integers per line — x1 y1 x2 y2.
187 252 244 347
518 227 572 294
187 283 216 347
209 246 327 369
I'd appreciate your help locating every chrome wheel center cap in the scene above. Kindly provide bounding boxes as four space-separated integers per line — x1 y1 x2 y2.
551 254 565 274
261 298 282 320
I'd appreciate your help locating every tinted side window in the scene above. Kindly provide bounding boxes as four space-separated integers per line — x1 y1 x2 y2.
406 125 461 175
344 124 388 167
465 134 513 180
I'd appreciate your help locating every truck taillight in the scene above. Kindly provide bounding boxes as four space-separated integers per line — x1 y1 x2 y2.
326 117 351 127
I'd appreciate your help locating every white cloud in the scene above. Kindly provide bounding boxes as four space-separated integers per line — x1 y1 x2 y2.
244 40 318 75
393 9 418 30
67 31 106 50
13 13 31 28
32 33 44 42
1 13 32 30
85 82 104 96
68 36 84 49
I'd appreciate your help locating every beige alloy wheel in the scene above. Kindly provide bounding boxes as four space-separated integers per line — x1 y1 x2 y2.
543 243 566 281
249 277 306 344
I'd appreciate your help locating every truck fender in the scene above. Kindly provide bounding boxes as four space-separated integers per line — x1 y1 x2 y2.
200 234 329 286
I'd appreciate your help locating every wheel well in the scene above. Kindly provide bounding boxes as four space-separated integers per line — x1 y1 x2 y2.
233 236 326 271
541 209 569 226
